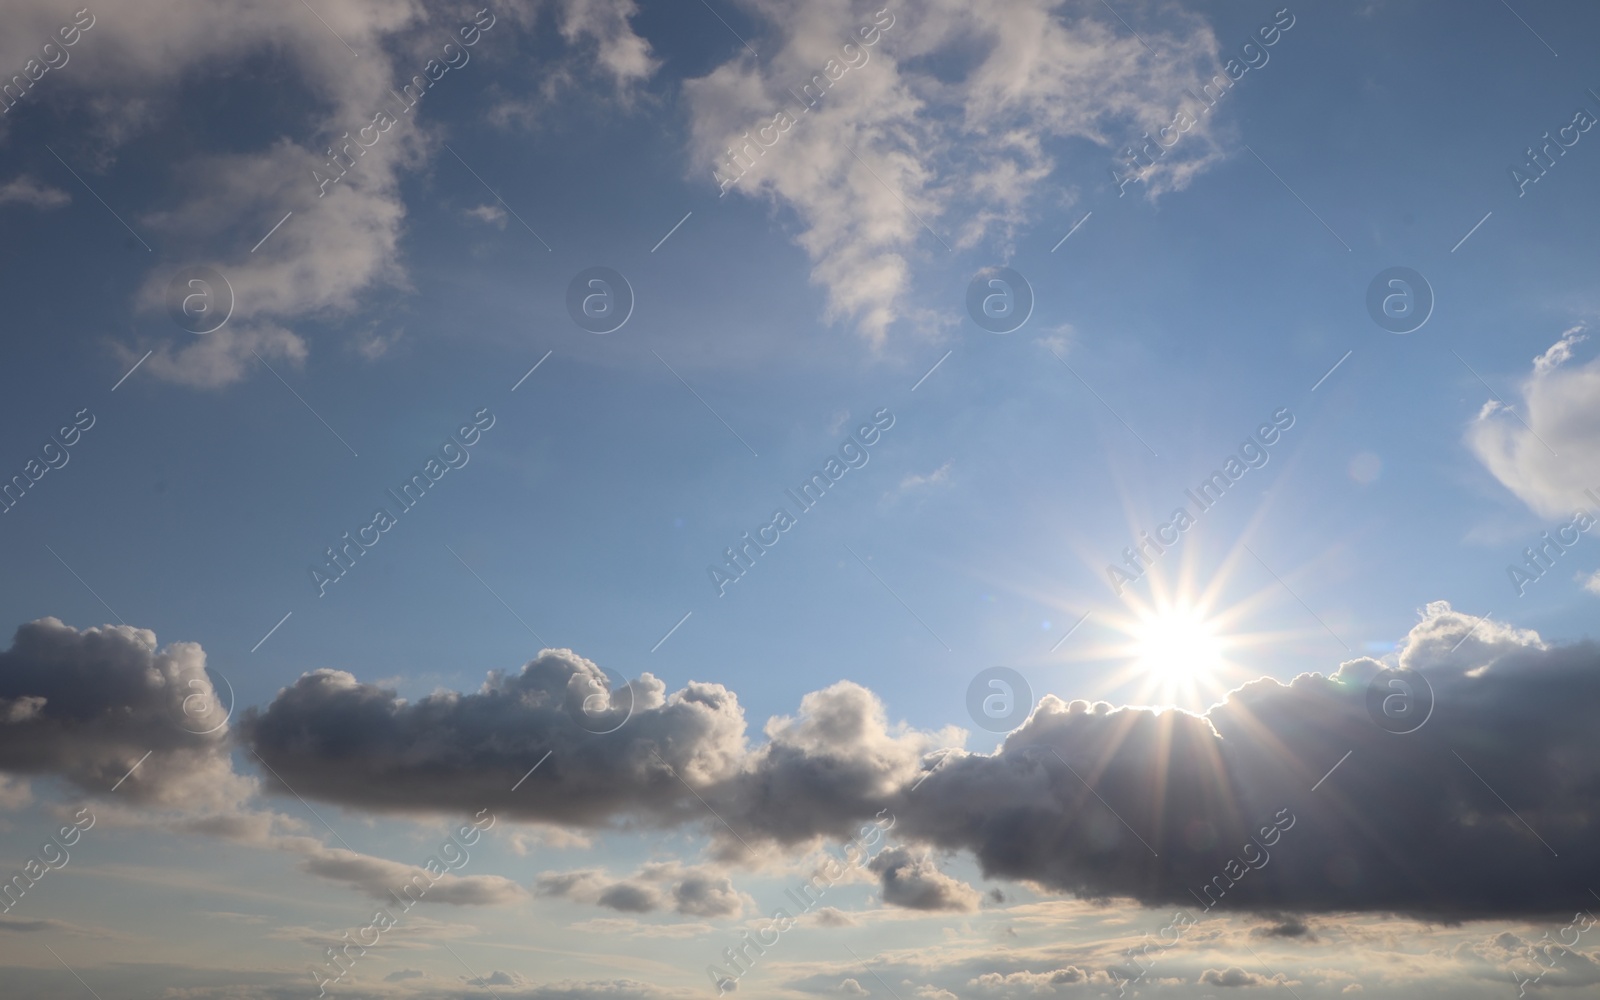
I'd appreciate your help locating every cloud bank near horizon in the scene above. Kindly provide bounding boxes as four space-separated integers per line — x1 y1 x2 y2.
0 603 1595 920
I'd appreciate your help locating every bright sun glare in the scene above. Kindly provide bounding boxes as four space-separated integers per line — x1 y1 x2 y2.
1080 594 1252 711
1132 607 1224 686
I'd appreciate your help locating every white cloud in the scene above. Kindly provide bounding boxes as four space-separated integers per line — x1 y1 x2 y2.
125 322 307 391
681 0 1222 346
894 460 953 495
1467 326 1600 518
466 203 509 227
1 0 657 387
0 176 69 209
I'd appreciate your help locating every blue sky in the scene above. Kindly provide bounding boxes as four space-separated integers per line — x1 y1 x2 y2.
2 1 1600 998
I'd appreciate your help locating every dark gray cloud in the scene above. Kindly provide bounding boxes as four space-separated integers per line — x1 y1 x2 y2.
241 648 749 827
0 618 248 809
597 882 659 913
670 872 744 918
8 603 1600 922
244 603 1600 919
535 863 746 918
0 916 60 932
868 847 980 911
1252 913 1315 939
892 603 1600 919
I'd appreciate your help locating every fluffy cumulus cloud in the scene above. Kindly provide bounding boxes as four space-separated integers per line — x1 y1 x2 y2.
681 0 1225 345
5 603 1600 925
0 0 656 387
244 602 1600 920
1468 326 1600 518
900 602 1600 920
1198 966 1283 988
243 648 749 826
868 846 981 911
713 680 962 847
0 618 249 811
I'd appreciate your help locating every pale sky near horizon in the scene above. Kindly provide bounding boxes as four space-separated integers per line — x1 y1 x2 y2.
2 1 1600 998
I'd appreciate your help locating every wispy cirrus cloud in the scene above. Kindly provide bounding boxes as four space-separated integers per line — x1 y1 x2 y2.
681 0 1224 347
0 0 658 388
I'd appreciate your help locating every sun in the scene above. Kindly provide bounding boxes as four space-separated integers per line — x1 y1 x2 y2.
1131 606 1224 688
1083 594 1248 710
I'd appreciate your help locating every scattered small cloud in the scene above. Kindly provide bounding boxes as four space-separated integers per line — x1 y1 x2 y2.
465 203 507 228
0 176 70 209
353 325 403 361
868 847 980 912
1199 966 1277 988
812 906 857 928
123 323 308 391
894 461 953 497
